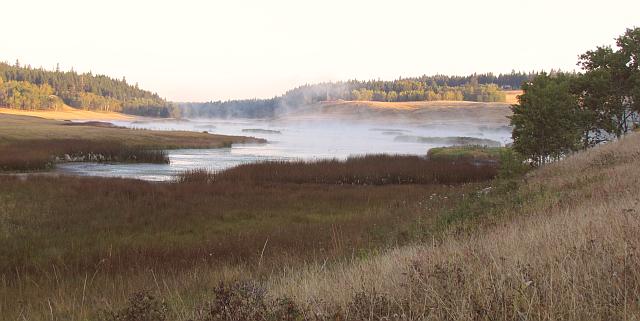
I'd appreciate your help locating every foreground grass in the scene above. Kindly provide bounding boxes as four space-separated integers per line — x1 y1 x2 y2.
0 114 265 170
0 156 496 320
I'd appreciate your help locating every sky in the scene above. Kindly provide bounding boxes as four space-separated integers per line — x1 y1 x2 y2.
2 0 639 102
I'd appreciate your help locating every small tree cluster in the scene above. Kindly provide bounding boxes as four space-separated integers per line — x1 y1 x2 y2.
0 80 64 110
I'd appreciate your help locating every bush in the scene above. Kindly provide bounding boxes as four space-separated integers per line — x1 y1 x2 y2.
98 292 167 321
427 145 504 161
190 282 302 321
497 148 529 179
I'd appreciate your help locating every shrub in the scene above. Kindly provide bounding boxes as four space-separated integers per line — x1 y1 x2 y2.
190 282 302 321
98 291 168 321
497 148 529 179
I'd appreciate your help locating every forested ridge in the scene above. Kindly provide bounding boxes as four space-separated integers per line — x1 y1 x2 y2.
0 60 535 119
0 61 178 117
180 72 536 118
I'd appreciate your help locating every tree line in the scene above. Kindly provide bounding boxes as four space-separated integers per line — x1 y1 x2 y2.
511 27 640 166
180 72 535 118
0 62 179 117
349 84 505 102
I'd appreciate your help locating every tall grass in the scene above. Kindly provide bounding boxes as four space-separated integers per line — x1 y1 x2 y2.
0 155 494 320
177 154 498 185
0 175 471 276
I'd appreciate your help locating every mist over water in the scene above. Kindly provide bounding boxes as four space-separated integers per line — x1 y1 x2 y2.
57 116 512 181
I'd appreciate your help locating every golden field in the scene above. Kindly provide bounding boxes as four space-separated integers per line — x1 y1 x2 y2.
0 105 135 121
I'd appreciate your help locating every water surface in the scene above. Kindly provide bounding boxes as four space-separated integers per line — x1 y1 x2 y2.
57 117 512 181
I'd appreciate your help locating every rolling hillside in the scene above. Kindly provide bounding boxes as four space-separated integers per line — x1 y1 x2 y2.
281 99 513 125
269 131 640 319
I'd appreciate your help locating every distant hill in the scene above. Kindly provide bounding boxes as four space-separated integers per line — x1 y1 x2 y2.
0 61 178 117
0 61 532 119
179 72 535 119
279 100 513 125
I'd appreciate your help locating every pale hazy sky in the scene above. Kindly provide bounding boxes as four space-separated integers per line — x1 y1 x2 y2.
2 0 638 102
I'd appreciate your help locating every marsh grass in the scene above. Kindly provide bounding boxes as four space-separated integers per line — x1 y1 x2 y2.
427 145 505 161
0 175 476 276
0 154 494 320
0 139 169 170
177 154 498 185
0 114 264 171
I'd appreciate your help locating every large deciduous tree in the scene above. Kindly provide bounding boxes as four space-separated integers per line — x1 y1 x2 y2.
510 74 582 166
576 28 640 137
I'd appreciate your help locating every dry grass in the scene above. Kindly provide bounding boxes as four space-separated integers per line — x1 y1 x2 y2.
283 100 512 125
0 154 494 320
268 133 640 320
0 105 134 121
318 100 509 111
503 90 523 104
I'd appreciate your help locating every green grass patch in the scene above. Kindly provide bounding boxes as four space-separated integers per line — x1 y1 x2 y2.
427 145 505 161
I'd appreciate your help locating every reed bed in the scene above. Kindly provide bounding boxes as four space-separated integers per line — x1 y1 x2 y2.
0 154 492 320
0 139 168 170
177 154 498 185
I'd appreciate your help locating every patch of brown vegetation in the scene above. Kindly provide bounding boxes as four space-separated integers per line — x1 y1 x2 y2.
182 155 497 185
0 155 492 320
